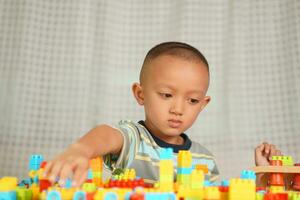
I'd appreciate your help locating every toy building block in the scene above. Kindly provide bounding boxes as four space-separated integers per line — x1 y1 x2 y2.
160 148 173 160
60 188 76 200
195 164 209 174
90 157 103 171
203 186 220 200
291 192 300 200
263 193 288 200
39 179 51 192
82 182 97 193
0 177 18 191
15 187 33 200
271 156 294 166
0 191 17 200
177 150 192 168
73 191 86 200
190 170 204 189
240 170 256 180
30 183 40 200
293 163 300 190
229 178 255 200
269 160 284 186
159 148 174 191
29 155 44 171
46 190 61 200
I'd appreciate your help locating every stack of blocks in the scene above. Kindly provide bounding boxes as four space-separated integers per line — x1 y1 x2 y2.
177 150 192 186
159 148 174 192
89 157 103 187
1 153 300 199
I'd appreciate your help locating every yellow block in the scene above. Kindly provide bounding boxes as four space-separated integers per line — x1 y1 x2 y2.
229 178 255 200
30 183 40 200
204 187 220 200
0 177 18 191
90 157 103 171
269 185 285 193
191 170 204 189
178 150 192 168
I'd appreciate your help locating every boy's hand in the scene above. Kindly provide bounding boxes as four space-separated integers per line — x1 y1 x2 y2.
255 142 282 166
44 143 91 187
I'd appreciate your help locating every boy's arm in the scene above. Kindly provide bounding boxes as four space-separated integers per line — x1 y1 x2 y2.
44 124 123 186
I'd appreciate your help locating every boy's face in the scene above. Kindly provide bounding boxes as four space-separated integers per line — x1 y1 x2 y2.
133 55 210 144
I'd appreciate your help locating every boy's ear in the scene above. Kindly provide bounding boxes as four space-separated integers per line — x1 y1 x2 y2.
132 83 144 105
200 96 211 111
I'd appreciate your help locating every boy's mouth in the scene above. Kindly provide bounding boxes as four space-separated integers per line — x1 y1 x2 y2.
168 119 182 128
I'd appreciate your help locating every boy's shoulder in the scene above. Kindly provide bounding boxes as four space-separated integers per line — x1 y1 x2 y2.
189 140 215 157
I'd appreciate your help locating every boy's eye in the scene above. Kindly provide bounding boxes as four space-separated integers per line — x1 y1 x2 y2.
159 93 172 98
188 98 199 104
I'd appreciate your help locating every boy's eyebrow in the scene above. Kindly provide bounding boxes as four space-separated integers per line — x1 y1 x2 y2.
155 83 205 95
155 83 175 89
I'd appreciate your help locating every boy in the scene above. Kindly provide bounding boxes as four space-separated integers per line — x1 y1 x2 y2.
44 42 281 187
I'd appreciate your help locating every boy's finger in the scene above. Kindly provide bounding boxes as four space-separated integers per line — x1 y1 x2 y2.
48 161 63 183
255 144 264 155
269 145 276 155
58 164 73 186
263 143 270 154
78 170 88 186
72 167 87 187
43 161 53 177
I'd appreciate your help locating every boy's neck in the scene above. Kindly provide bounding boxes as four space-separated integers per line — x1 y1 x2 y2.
145 120 183 145
139 120 192 153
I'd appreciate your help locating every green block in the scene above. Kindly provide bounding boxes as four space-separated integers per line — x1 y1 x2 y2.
271 156 294 166
16 187 33 200
292 193 300 200
177 174 190 185
256 193 264 200
92 172 102 178
82 182 97 192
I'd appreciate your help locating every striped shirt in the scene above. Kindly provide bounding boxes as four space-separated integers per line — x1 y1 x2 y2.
104 120 219 183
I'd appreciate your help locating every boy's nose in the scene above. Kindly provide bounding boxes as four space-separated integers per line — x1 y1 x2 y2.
170 99 184 116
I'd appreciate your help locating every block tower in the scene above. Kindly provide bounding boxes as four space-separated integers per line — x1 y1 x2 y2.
177 150 192 186
159 148 174 191
89 157 103 187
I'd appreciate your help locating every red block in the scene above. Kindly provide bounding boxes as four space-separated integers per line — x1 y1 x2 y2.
293 163 300 190
39 179 51 192
130 193 144 200
269 160 284 186
264 193 288 200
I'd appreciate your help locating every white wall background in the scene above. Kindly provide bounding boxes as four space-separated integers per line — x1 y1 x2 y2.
0 0 299 180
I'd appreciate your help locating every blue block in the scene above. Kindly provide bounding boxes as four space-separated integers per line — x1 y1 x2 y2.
177 167 192 175
145 192 176 200
87 169 93 179
46 191 61 200
159 148 173 160
240 170 256 180
104 192 118 200
0 191 17 200
204 180 212 187
29 155 44 170
73 191 86 200
64 178 72 188
18 178 33 187
221 179 229 186
124 192 131 200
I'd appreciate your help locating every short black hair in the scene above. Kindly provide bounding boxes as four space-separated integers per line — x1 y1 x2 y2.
140 42 209 83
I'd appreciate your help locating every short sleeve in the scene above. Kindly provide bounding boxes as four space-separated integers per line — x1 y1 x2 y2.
103 120 140 171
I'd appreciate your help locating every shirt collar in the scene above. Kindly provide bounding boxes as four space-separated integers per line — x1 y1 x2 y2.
138 120 192 153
